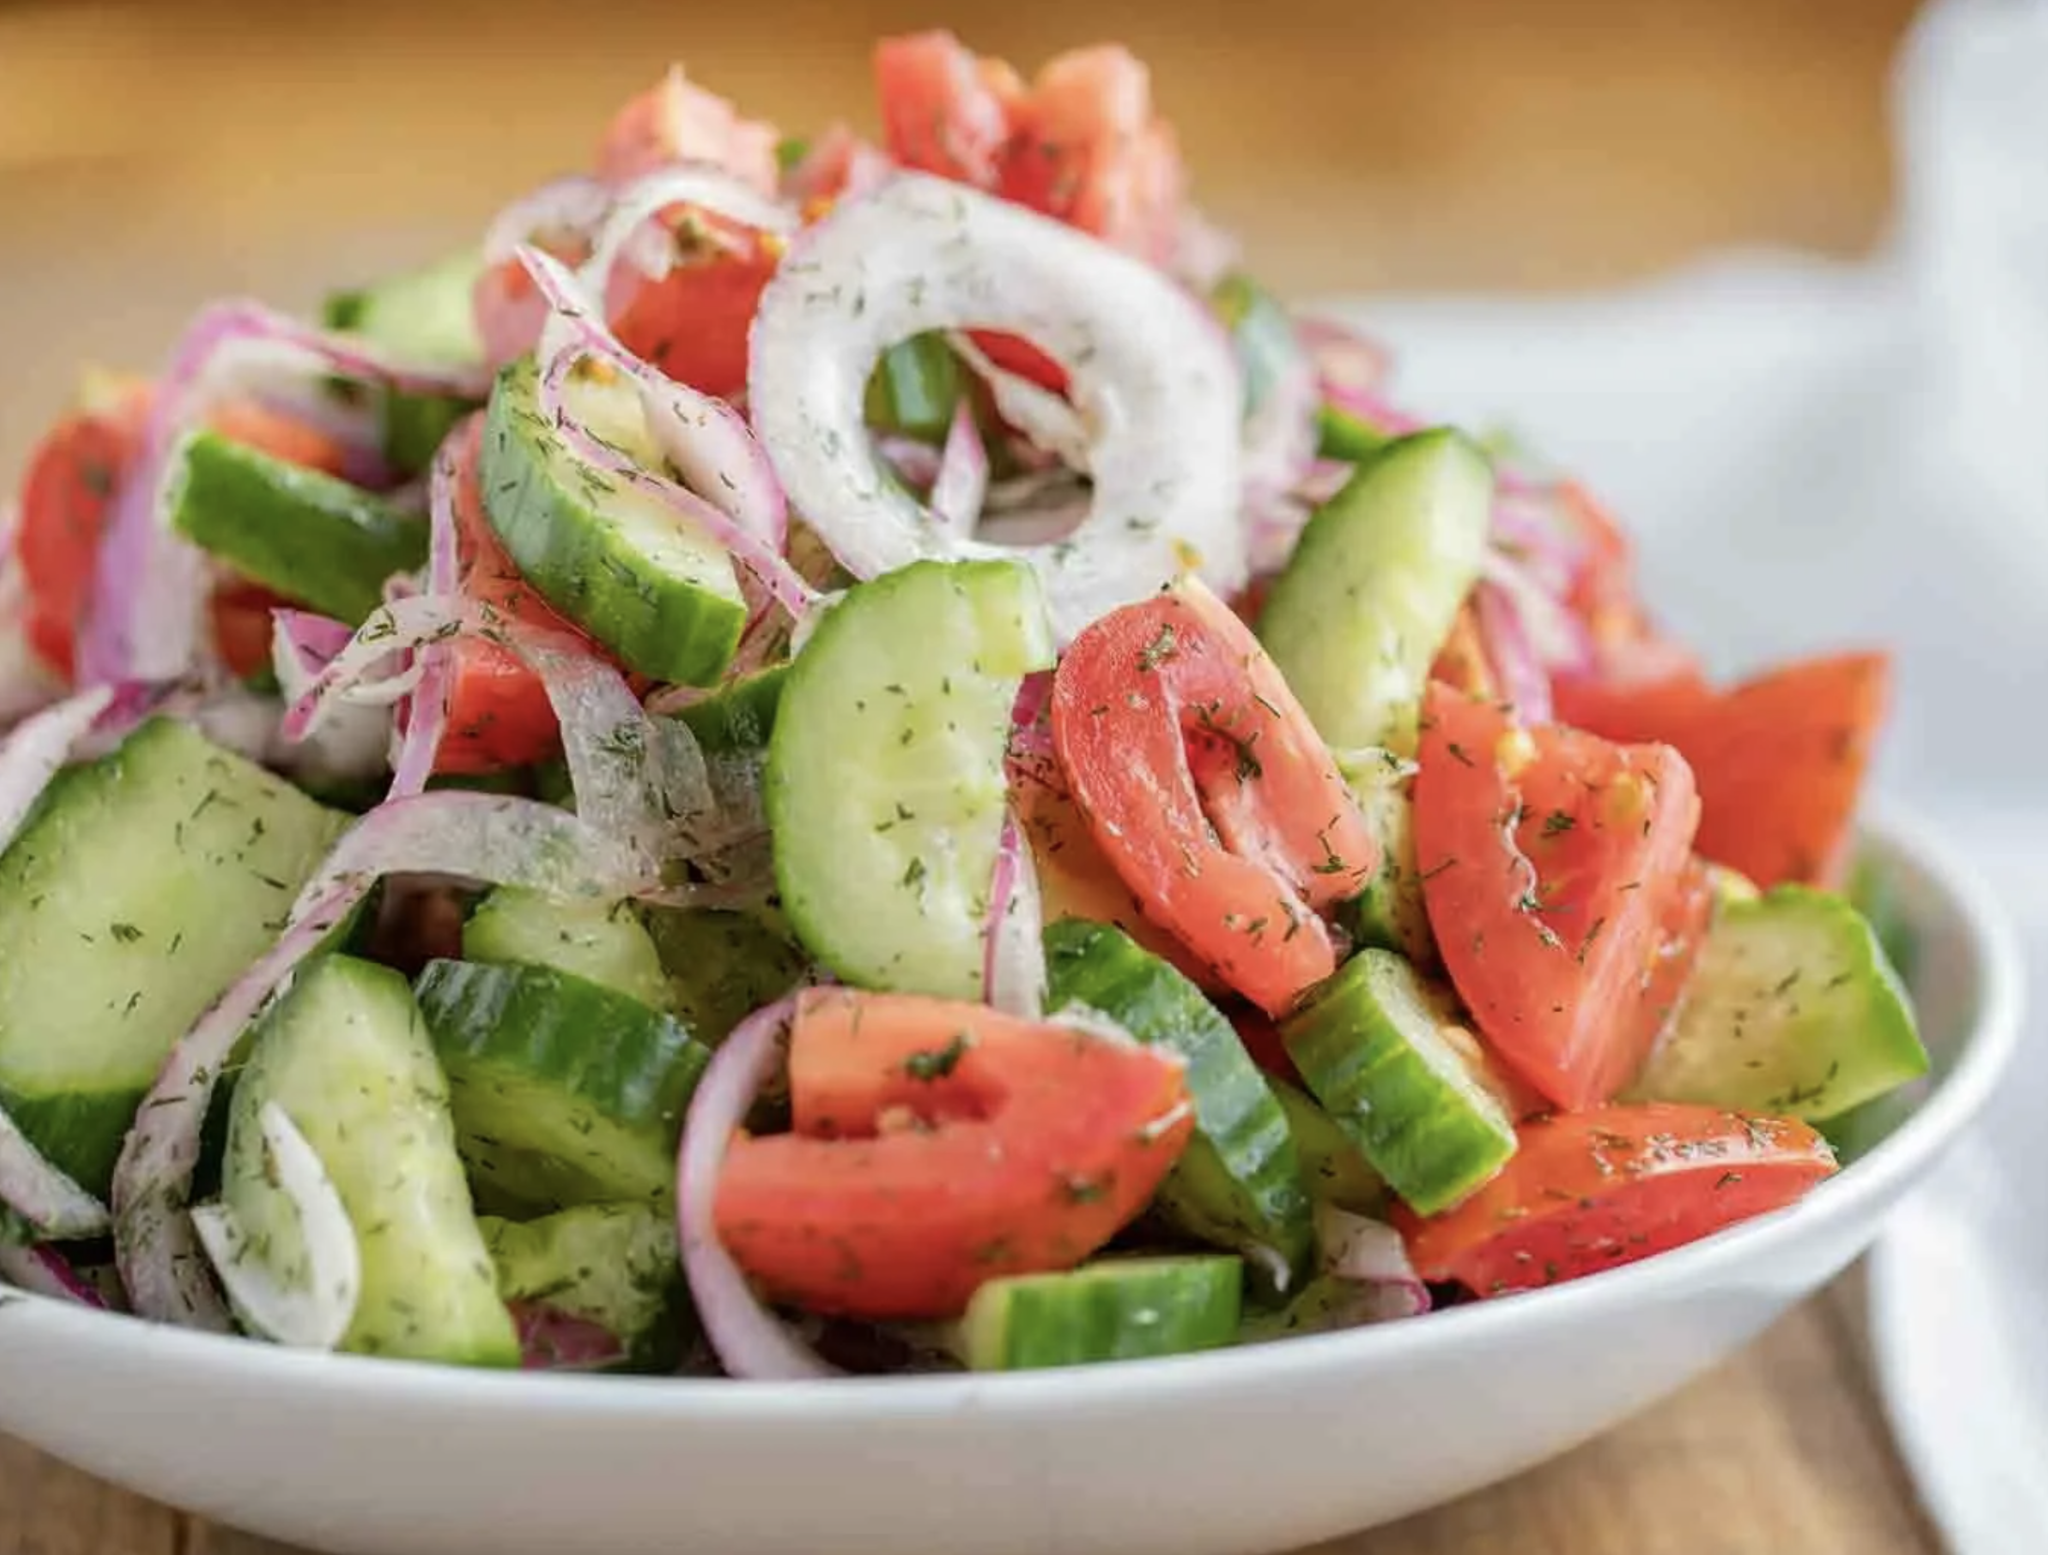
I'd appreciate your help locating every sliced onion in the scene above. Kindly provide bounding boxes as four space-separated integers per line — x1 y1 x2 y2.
947 331 1092 470
512 1301 630 1372
580 165 796 302
0 1243 111 1308
1294 317 1395 397
0 685 113 857
482 174 611 268
928 402 990 538
1474 581 1554 725
676 995 838 1380
0 1103 110 1241
81 303 491 688
982 809 1047 1020
1173 206 1242 293
386 420 472 797
114 790 652 1327
1480 547 1594 674
1240 320 1319 511
782 123 892 205
1491 485 1586 597
750 175 1247 641
519 247 812 616
189 1102 360 1351
1317 1205 1431 1321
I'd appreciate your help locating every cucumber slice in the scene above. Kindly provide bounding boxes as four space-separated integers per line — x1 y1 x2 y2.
959 1255 1243 1371
1847 850 1919 987
222 955 517 1365
1043 919 1312 1291
1282 949 1518 1216
1259 429 1494 755
671 664 788 757
865 333 964 443
1316 405 1393 464
481 1202 687 1372
643 907 809 1045
1340 750 1432 964
0 719 345 1196
1212 273 1304 423
767 558 1056 998
1627 886 1926 1122
414 958 710 1212
1270 1080 1386 1214
323 249 488 476
462 886 673 1013
166 431 427 624
482 356 745 686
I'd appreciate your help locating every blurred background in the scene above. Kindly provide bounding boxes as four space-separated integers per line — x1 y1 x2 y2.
0 0 1917 473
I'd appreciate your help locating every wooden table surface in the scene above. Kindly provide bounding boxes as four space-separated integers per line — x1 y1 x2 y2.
0 0 1942 1549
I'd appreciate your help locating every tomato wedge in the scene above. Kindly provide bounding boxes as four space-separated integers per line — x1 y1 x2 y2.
1415 682 1701 1111
873 31 1019 187
593 68 779 192
428 416 587 774
1555 652 1889 890
1426 599 1499 700
1398 1103 1837 1294
1051 580 1378 1017
609 234 781 402
715 989 1193 1319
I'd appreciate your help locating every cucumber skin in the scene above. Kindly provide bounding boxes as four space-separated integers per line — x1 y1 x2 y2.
767 559 1055 999
167 432 427 624
225 955 518 1367
961 1256 1244 1371
643 907 809 1045
414 958 710 1212
1316 406 1392 464
865 333 963 443
1269 1080 1387 1214
322 251 486 477
0 719 346 1196
481 1203 688 1373
1044 919 1313 1293
1282 950 1517 1217
671 665 788 757
1259 429 1494 756
462 887 674 1014
1341 752 1434 966
1628 886 1926 1123
481 357 745 687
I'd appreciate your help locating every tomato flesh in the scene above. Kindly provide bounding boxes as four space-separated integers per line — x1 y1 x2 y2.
1050 581 1377 1017
873 31 1018 187
593 68 779 192
715 989 1193 1319
1398 1103 1837 1294
1415 682 1700 1111
1556 652 1888 890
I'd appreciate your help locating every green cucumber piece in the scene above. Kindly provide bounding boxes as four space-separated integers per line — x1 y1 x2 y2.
462 886 673 1013
481 1202 687 1372
1043 919 1312 1291
1270 1080 1386 1214
643 907 809 1045
1848 850 1919 988
414 958 710 1211
222 955 517 1366
1282 949 1518 1216
166 431 426 623
1340 750 1433 964
959 1256 1243 1371
0 719 345 1196
767 558 1055 998
482 356 745 686
1316 405 1393 464
323 249 488 476
1627 886 1925 1122
1212 273 1305 424
671 664 788 757
1259 429 1494 755
864 333 964 443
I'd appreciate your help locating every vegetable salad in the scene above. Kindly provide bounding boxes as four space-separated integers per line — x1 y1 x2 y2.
0 33 1921 1376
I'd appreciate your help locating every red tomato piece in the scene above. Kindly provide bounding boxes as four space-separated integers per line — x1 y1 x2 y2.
1398 1103 1838 1294
1426 600 1499 701
428 417 587 775
715 988 1194 1319
609 235 781 401
873 31 1020 187
1556 652 1889 890
1415 682 1701 1112
594 67 780 193
1050 580 1378 1017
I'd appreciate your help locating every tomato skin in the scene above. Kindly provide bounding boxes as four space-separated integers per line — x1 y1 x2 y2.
1051 581 1378 1017
1416 682 1701 1112
715 989 1193 1319
1398 1103 1837 1295
873 31 1018 186
1556 653 1889 890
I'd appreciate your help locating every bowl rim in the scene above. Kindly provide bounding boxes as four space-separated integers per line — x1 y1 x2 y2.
0 805 2022 1423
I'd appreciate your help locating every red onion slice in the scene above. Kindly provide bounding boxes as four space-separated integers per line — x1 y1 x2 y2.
1480 547 1594 675
1473 581 1554 726
928 402 990 538
189 1101 361 1351
81 303 492 688
675 995 838 1380
981 808 1047 1020
482 175 612 268
0 685 113 856
580 165 796 303
0 1244 110 1308
749 175 1247 641
513 1301 631 1372
0 1104 110 1241
114 791 652 1328
1318 1205 1431 1322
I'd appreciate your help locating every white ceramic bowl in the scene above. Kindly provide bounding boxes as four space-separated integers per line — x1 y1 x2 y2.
0 813 2018 1555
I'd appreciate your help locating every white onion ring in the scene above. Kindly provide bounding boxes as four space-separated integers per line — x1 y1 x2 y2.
0 1243 111 1307
749 174 1247 641
0 1103 111 1241
981 808 1047 1020
675 995 839 1380
1473 581 1554 725
482 174 612 267
580 165 796 303
928 402 990 538
113 790 652 1328
0 685 113 856
1317 1205 1431 1321
190 1102 361 1351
